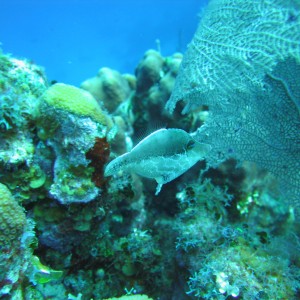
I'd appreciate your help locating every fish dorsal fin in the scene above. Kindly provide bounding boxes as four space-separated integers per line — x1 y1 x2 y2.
133 123 166 146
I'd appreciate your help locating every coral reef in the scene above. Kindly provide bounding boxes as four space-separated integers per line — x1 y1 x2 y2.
0 2 300 296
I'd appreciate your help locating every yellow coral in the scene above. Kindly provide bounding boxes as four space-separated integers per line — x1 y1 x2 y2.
81 67 132 113
41 83 108 125
0 183 26 246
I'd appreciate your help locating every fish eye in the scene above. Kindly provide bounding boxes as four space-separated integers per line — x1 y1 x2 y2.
186 140 195 150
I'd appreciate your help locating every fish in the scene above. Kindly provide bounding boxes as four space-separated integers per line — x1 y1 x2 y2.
104 128 211 195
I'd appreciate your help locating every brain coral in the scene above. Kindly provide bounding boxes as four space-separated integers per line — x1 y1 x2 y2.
0 183 26 246
41 83 108 125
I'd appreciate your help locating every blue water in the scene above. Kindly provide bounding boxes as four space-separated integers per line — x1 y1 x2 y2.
0 0 208 86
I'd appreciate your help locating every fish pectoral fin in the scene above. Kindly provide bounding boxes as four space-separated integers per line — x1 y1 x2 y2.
156 174 171 184
155 183 163 196
154 174 170 195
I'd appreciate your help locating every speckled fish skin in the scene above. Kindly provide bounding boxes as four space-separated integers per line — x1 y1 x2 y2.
104 128 211 194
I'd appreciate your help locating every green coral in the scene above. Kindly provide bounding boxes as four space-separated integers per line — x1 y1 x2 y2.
0 183 26 246
41 83 110 125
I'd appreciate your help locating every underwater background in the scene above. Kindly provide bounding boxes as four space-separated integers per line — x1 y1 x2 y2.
0 0 300 299
0 0 208 85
